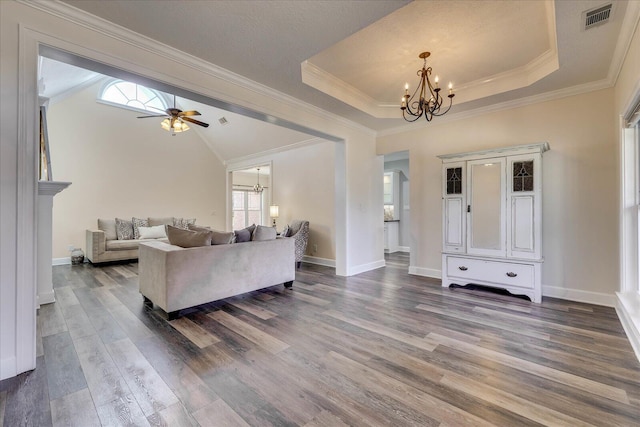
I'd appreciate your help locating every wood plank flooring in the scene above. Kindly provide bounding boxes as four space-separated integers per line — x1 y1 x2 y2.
2 252 640 426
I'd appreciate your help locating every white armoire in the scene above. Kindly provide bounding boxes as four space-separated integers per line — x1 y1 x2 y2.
438 142 549 303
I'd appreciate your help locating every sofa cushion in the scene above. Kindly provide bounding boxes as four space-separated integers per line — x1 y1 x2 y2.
98 218 117 241
138 225 167 239
107 237 169 251
173 217 196 230
167 225 211 247
106 239 139 251
252 225 277 241
234 224 256 243
148 217 174 227
132 217 149 239
115 218 134 240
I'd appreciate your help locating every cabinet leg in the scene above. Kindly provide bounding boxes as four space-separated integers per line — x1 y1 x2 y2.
284 281 293 289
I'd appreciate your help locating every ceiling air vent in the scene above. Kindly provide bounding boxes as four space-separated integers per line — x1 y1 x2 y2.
583 3 612 30
218 117 228 125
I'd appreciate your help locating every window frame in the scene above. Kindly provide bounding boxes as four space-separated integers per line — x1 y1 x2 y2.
97 79 170 115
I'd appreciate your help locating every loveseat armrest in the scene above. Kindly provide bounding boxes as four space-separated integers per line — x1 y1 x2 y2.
86 229 106 263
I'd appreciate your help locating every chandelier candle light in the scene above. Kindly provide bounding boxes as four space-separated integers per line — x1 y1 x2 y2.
401 52 454 122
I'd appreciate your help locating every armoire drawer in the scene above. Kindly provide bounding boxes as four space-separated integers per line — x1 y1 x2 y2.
446 256 535 289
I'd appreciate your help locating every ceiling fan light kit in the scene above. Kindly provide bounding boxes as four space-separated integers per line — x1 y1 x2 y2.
137 95 210 135
160 118 190 135
401 51 454 123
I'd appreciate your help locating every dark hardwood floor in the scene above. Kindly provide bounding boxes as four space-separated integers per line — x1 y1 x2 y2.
2 252 640 426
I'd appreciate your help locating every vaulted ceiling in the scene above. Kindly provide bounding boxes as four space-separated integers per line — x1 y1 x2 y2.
43 0 639 159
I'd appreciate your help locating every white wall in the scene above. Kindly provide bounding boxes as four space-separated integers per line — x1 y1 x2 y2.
378 88 618 304
273 142 336 261
0 1 381 379
47 83 226 259
227 141 336 261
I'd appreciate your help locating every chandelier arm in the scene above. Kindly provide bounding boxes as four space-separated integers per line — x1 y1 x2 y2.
402 109 423 122
430 97 454 116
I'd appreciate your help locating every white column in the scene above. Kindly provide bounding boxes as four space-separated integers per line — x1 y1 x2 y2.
37 181 71 307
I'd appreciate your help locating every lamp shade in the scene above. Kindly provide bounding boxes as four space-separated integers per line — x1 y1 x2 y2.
269 205 279 218
161 118 190 133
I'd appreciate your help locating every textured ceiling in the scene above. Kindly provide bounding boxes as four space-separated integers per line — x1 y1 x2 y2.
54 0 636 135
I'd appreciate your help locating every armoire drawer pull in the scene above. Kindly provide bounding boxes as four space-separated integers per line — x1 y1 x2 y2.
506 272 517 277
458 266 468 271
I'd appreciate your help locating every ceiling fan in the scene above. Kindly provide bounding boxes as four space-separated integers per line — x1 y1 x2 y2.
137 94 209 133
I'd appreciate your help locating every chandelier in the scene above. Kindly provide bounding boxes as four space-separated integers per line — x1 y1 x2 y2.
253 168 264 194
401 52 454 122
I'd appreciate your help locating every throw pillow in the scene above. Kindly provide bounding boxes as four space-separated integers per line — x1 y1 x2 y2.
166 225 212 247
98 218 117 241
173 217 196 230
137 225 167 239
282 224 291 238
233 224 256 243
132 217 149 239
211 230 234 245
148 217 174 227
188 224 211 232
115 218 134 240
252 225 277 241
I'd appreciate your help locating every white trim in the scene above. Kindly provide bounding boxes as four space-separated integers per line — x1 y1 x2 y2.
397 246 410 253
0 357 18 381
609 0 640 86
346 259 386 276
37 290 55 307
378 78 613 138
301 1 558 118
225 137 326 167
53 257 71 266
409 266 442 279
542 285 615 307
21 0 376 138
15 24 39 377
616 292 640 363
302 255 336 268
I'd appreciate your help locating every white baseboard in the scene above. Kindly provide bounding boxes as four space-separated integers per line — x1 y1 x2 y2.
302 255 336 268
397 246 410 253
616 292 640 363
542 285 615 307
347 259 386 276
53 257 70 266
37 290 56 307
408 266 441 279
1 356 17 381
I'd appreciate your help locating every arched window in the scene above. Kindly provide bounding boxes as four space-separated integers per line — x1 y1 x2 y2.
99 80 167 114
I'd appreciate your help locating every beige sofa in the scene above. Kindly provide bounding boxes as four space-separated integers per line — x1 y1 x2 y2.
138 237 295 319
86 217 184 264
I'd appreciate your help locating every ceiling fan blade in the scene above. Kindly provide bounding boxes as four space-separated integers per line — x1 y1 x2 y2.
137 114 167 118
182 117 210 128
179 110 201 117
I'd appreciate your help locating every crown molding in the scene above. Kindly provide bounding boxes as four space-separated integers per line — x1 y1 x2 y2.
377 77 612 138
302 0 558 118
19 0 374 138
609 0 640 85
225 137 327 168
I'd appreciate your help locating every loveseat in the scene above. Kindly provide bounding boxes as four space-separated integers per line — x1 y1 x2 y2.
86 216 193 264
138 237 295 319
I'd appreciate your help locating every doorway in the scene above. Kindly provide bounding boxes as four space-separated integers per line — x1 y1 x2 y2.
383 151 410 261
